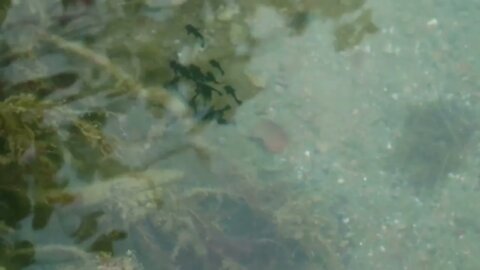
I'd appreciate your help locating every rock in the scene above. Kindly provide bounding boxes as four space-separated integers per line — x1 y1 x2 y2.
250 119 289 154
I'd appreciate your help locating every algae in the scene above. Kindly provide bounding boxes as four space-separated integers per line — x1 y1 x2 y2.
0 1 370 269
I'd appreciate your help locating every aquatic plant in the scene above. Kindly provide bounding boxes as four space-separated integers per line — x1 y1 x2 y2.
0 1 353 269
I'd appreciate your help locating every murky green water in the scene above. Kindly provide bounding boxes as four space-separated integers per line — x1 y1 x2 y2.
0 0 479 269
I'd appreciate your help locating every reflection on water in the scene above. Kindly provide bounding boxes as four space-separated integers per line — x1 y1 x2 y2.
0 0 479 269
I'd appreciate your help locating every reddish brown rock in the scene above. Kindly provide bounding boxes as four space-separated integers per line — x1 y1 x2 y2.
250 119 289 154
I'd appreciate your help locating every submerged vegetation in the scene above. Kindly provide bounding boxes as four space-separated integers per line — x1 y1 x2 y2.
0 0 379 269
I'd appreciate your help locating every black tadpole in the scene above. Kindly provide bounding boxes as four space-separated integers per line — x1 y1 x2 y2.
188 64 206 83
195 82 222 102
209 59 224 75
169 60 191 79
224 85 242 105
185 24 205 47
199 105 231 124
204 72 219 84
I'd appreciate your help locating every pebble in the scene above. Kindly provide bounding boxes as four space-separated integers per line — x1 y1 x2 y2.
426 18 438 28
250 119 289 154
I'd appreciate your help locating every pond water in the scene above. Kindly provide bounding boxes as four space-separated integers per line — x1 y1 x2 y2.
0 0 479 269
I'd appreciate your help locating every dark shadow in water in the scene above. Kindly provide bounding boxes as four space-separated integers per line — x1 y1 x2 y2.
386 99 477 195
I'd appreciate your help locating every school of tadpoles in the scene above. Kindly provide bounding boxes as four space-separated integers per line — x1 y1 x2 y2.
165 24 243 125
